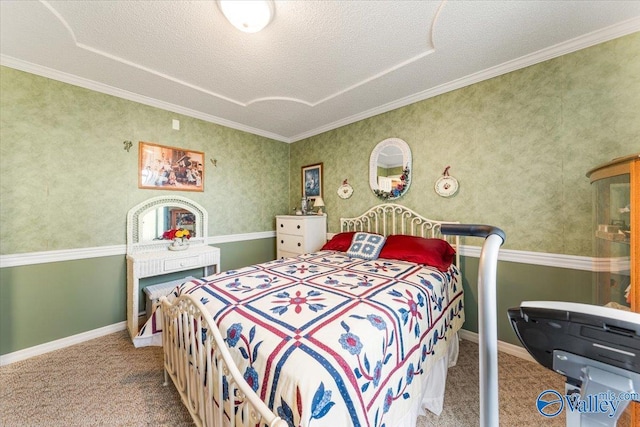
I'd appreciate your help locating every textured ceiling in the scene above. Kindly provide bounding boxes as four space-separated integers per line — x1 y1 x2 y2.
1 1 639 142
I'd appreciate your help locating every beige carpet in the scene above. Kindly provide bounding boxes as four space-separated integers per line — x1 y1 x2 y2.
0 331 192 426
0 331 630 426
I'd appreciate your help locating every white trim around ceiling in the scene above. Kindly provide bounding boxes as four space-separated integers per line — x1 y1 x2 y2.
0 54 289 142
289 17 640 142
1 17 639 143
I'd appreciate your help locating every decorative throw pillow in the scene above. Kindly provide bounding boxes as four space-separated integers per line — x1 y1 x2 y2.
378 235 456 271
346 232 387 260
321 232 356 252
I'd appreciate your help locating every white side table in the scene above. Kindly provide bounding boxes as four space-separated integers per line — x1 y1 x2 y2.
126 245 220 339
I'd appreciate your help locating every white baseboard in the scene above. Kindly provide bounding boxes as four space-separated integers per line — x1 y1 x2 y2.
458 328 535 363
0 321 126 366
1 322 534 367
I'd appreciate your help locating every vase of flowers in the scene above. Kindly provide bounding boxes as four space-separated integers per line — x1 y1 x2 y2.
163 228 191 251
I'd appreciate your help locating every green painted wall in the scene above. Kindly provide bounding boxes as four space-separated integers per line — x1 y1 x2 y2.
460 257 592 346
289 33 640 256
215 238 277 271
0 239 276 355
289 33 640 344
0 66 287 355
0 66 289 255
0 256 126 353
1 33 639 356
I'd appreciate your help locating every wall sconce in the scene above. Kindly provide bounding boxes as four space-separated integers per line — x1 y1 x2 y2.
123 140 133 152
218 0 274 33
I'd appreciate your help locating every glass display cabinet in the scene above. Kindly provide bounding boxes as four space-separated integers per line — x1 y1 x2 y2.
587 153 639 426
588 160 630 308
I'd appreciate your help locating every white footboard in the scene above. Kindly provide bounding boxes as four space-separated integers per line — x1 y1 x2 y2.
160 295 288 427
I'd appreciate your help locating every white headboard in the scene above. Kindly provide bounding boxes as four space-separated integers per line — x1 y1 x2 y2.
340 203 460 266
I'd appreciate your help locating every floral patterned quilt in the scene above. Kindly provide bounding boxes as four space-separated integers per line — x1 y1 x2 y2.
153 250 464 427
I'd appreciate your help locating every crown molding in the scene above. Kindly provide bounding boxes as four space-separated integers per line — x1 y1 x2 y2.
289 17 640 142
4 17 639 144
0 55 292 143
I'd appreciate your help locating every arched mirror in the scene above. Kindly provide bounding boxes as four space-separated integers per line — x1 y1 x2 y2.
369 138 412 200
126 195 208 254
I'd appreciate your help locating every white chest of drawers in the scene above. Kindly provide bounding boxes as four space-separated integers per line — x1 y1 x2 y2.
276 215 327 259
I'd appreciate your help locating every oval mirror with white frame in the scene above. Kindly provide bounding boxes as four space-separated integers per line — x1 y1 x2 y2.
369 138 412 200
126 195 208 254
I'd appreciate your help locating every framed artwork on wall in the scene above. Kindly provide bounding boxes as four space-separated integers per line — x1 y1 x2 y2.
138 141 204 192
301 162 323 201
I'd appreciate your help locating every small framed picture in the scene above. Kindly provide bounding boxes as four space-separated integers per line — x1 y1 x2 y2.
139 141 204 192
301 162 323 200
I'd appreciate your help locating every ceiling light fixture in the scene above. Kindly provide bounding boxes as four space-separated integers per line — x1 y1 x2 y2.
218 0 274 33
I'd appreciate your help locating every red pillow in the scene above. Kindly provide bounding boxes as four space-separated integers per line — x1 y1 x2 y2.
321 232 356 252
378 235 456 271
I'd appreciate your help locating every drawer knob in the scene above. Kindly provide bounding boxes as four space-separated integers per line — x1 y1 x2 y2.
281 240 284 244
297 225 301 229
297 243 301 247
280 223 283 227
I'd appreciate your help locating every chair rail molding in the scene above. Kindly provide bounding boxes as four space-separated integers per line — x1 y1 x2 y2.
0 231 277 268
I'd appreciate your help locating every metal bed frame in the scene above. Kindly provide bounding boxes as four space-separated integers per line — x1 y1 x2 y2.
158 204 501 427
340 203 461 267
161 295 288 427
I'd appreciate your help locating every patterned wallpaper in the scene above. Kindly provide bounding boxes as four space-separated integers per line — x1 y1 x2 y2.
1 33 638 257
289 33 640 256
0 67 290 255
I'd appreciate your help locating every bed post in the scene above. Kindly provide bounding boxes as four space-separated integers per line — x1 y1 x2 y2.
160 295 289 427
